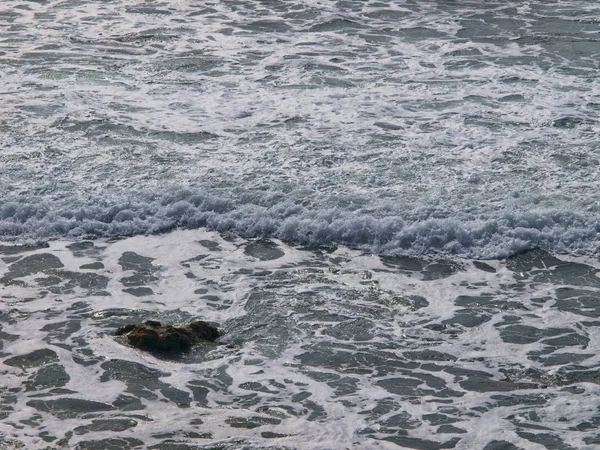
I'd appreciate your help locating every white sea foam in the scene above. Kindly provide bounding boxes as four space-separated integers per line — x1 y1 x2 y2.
1 0 598 262
1 230 599 449
0 195 598 259
1 2 600 447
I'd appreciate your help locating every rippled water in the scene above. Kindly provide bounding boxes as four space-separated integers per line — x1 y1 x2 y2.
1 0 600 449
0 0 598 255
1 232 600 449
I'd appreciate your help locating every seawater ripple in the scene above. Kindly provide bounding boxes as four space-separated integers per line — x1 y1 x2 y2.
1 0 599 258
1 232 600 449
2 3 600 449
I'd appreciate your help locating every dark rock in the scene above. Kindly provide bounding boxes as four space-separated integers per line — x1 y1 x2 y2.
187 321 220 341
115 320 219 353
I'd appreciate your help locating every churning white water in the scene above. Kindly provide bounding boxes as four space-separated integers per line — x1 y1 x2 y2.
0 1 599 449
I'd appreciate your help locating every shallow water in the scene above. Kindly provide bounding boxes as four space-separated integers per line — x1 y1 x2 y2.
1 0 600 449
1 231 600 449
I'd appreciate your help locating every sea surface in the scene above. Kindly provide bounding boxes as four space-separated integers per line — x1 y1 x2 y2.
0 0 599 449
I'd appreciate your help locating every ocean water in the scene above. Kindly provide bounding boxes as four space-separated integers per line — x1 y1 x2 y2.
0 0 599 449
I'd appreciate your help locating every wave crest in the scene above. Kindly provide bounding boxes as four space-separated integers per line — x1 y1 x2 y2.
0 194 597 259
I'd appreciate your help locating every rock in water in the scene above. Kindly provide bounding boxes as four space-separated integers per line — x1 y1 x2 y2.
115 320 219 353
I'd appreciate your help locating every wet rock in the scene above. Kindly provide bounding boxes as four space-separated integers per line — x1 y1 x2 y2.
115 320 219 353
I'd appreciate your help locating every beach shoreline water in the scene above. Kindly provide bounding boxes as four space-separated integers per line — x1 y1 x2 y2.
2 0 599 447
1 229 599 449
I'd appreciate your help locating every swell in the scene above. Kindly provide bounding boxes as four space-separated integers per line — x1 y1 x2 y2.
1 192 598 259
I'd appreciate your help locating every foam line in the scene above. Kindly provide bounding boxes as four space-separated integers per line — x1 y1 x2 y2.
0 194 597 259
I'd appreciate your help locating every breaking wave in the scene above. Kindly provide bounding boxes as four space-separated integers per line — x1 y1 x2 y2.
1 192 598 259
